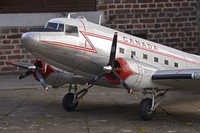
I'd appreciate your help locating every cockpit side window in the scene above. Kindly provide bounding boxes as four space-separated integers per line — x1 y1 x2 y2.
58 24 64 31
65 25 78 36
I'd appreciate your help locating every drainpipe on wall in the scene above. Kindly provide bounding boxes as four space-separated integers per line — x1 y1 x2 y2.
197 1 200 55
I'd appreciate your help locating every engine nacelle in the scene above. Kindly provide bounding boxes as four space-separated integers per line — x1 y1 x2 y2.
33 60 74 88
44 71 74 88
105 58 159 90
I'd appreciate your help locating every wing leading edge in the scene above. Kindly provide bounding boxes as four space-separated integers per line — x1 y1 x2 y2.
152 69 200 91
152 69 200 80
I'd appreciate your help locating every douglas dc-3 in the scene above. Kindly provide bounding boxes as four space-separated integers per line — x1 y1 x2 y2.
6 15 200 120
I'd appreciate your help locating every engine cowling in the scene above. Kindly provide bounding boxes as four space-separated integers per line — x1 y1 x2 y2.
105 58 142 88
33 60 54 81
33 60 74 88
105 57 158 90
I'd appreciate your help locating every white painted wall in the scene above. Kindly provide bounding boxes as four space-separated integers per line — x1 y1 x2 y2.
0 11 105 27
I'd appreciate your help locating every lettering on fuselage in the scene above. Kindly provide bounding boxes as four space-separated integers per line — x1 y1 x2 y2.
123 37 158 51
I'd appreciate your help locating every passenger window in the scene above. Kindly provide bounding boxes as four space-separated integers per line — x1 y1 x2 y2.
131 51 136 58
164 60 169 65
65 25 78 36
154 57 158 62
143 54 148 59
174 62 178 68
119 48 124 54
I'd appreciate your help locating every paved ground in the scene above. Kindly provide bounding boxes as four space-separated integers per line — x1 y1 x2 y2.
0 74 200 133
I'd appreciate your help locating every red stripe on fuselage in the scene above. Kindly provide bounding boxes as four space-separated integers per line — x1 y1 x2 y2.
81 31 200 67
79 20 86 31
41 31 200 67
40 40 97 53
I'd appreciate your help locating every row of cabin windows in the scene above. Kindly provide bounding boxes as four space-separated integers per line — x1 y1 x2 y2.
119 48 179 68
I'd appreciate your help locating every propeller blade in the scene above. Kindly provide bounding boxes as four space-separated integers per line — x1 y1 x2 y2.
6 60 50 91
35 69 48 90
87 72 106 86
108 32 118 67
18 70 33 79
112 71 132 93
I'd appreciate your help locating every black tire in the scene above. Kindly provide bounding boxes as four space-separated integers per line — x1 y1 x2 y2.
138 98 155 121
62 93 78 112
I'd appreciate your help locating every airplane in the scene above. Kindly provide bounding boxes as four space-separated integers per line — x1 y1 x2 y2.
6 15 200 121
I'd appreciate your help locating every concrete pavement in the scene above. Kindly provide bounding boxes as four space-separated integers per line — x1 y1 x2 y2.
0 74 41 90
0 74 199 133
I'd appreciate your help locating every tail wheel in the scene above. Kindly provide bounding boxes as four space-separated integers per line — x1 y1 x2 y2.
139 98 156 121
62 93 78 111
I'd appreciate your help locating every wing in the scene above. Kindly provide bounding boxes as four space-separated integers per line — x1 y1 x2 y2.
152 69 200 90
6 61 35 70
6 61 89 88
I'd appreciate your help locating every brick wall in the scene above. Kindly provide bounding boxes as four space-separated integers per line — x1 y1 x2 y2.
0 0 199 74
0 27 35 74
97 0 198 53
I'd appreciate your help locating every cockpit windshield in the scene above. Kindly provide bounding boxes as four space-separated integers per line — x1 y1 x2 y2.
44 22 78 35
45 22 64 32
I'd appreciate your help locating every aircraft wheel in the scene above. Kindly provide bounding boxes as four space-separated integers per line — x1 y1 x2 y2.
62 93 78 111
138 98 155 121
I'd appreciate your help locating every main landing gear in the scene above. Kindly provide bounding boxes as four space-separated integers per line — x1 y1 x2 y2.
139 88 168 120
62 84 92 112
62 93 78 111
62 85 168 121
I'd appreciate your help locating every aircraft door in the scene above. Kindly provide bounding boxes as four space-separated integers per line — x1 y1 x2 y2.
63 24 85 71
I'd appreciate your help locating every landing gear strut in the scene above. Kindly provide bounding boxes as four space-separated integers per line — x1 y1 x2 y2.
62 84 93 112
139 88 168 120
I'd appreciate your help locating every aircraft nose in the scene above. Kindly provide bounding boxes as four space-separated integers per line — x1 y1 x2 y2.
21 32 39 52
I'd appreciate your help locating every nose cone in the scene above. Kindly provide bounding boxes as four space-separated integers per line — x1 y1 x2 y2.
21 32 39 52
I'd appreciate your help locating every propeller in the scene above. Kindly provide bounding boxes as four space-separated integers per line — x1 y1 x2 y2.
6 61 48 90
19 70 33 79
35 68 48 90
87 32 133 93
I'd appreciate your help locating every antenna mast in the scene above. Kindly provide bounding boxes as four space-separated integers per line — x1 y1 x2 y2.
67 13 76 19
99 15 102 25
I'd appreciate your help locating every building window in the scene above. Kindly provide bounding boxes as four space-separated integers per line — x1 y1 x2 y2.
154 57 158 62
174 62 178 68
131 51 136 58
164 60 169 65
143 54 148 59
119 48 124 54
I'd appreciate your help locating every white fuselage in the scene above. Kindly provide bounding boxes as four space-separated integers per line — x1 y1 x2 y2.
23 18 200 92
